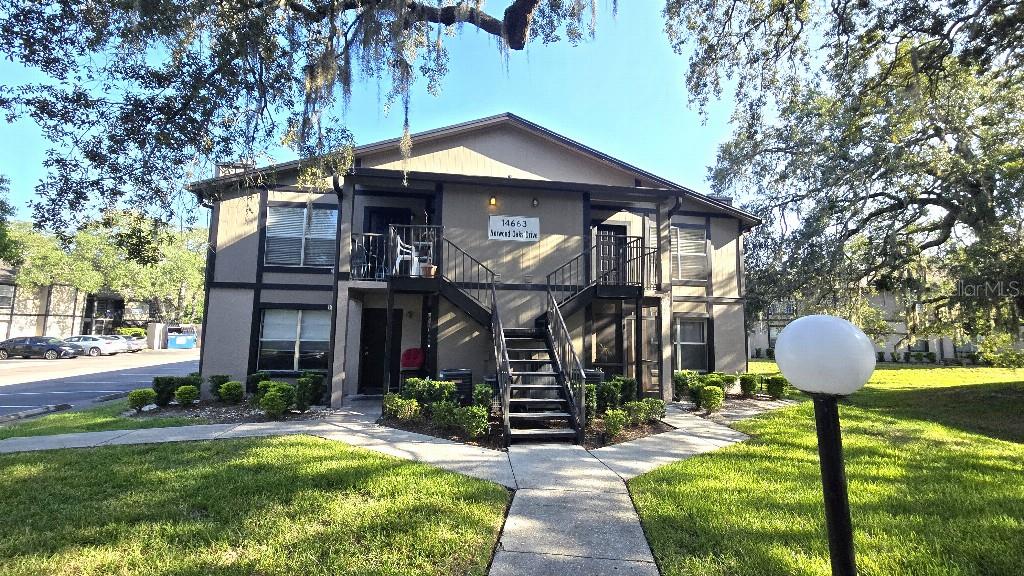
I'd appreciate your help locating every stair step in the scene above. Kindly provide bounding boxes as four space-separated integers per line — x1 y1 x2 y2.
509 398 567 404
512 370 559 376
506 347 550 353
510 384 562 389
509 428 577 440
509 411 572 419
509 358 551 363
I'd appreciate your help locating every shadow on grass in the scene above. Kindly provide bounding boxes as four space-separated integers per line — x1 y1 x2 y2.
0 435 508 576
849 380 1024 443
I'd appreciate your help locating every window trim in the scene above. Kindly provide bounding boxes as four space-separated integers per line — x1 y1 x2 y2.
0 283 14 310
264 205 338 268
671 314 708 372
257 308 331 373
669 223 708 282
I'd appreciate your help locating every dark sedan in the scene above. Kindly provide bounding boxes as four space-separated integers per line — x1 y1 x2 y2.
0 336 80 360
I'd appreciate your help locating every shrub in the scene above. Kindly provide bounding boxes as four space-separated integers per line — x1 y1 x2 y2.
431 400 459 429
152 376 179 407
472 383 493 407
266 381 295 408
248 371 271 390
689 382 706 409
208 374 232 400
739 374 759 397
889 352 899 362
219 381 244 404
616 376 639 404
877 351 886 362
754 347 762 358
672 370 699 401
175 385 199 406
383 393 421 421
116 327 147 338
720 374 738 393
642 398 666 422
596 379 622 414
700 386 725 412
623 400 646 426
765 375 788 399
401 378 456 405
454 405 489 438
765 348 775 359
127 388 156 413
256 379 274 401
260 389 290 419
585 382 597 420
925 351 937 363
912 352 924 362
603 409 627 438
299 372 326 404
903 351 912 362
703 374 725 390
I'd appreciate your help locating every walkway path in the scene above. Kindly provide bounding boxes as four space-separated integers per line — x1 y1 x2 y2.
0 399 761 576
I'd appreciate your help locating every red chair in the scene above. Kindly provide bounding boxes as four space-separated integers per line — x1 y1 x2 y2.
400 348 425 370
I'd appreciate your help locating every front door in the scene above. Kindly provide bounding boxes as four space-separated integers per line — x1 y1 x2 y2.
595 224 627 284
358 308 403 394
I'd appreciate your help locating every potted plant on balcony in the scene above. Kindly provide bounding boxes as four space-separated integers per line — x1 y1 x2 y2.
421 263 438 278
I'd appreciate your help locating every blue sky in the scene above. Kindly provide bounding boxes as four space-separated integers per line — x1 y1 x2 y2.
0 4 735 221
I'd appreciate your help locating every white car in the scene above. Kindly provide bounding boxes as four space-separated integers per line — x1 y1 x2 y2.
64 335 125 356
106 335 145 352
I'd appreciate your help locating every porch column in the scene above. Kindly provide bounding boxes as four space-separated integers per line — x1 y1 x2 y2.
330 285 351 407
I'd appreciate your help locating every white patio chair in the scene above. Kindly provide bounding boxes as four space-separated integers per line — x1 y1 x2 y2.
392 236 422 276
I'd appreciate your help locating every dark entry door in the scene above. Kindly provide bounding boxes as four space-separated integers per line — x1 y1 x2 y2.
358 308 402 394
363 208 413 278
595 224 627 284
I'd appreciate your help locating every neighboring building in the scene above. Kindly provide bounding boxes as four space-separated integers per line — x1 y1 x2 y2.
191 113 761 438
748 292 980 361
1 266 156 339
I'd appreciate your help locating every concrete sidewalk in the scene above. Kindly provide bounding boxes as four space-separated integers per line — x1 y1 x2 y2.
0 398 758 576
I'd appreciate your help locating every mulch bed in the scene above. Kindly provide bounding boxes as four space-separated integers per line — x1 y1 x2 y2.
123 402 344 424
583 418 675 450
379 415 506 451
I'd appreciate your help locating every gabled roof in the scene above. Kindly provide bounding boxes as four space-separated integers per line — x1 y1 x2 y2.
189 112 761 227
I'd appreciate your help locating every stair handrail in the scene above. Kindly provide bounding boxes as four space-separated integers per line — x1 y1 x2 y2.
545 285 586 442
490 284 512 445
545 235 648 305
442 237 496 311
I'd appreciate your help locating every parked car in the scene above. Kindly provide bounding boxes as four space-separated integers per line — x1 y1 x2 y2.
106 334 144 352
0 336 80 360
63 335 125 357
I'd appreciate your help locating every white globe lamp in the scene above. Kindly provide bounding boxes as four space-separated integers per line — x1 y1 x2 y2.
775 315 876 396
775 314 875 576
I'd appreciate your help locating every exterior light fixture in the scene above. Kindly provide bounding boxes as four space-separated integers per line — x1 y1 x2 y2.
532 197 539 207
775 314 875 576
489 195 497 206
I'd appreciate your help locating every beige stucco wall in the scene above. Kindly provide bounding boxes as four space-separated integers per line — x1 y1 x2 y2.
713 302 746 374
362 124 639 187
200 288 254 387
710 218 740 298
443 184 583 288
213 193 260 283
437 299 492 382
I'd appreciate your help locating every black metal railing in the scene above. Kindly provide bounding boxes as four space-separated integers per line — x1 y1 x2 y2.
442 238 496 309
546 286 586 442
388 224 442 277
491 284 512 445
546 235 651 304
350 233 388 280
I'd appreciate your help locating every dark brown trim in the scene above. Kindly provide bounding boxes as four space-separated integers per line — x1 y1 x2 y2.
354 189 436 200
591 204 657 215
247 188 269 381
267 200 340 209
258 303 331 310
263 265 334 275
582 192 592 283
209 281 332 292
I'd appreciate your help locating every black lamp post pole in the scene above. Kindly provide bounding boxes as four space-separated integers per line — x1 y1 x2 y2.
811 394 857 576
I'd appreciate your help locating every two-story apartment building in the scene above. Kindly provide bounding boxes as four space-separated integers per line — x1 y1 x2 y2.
191 113 760 442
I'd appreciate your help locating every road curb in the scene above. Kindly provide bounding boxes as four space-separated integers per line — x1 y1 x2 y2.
0 404 73 424
94 391 131 403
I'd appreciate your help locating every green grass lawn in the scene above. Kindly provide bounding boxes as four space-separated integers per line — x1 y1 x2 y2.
0 435 509 576
0 400 201 440
632 363 1024 575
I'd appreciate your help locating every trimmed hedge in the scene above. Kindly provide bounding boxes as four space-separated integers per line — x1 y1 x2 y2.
383 393 421 421
672 370 700 401
596 379 622 414
604 409 627 438
623 400 646 426
152 375 200 407
208 374 232 400
127 388 156 412
472 383 493 407
765 375 788 399
642 398 666 421
174 385 199 406
585 382 597 420
431 400 459 429
454 405 489 438
402 378 456 405
739 374 759 397
700 386 725 412
218 381 244 404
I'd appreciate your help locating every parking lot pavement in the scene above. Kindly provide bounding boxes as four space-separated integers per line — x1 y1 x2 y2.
0 349 200 417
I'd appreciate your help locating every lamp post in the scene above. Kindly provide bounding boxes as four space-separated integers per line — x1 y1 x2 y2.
774 315 876 576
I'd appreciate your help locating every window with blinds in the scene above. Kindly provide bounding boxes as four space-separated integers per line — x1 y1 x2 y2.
258 309 331 372
670 225 707 280
265 205 337 267
0 284 13 309
672 315 708 371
